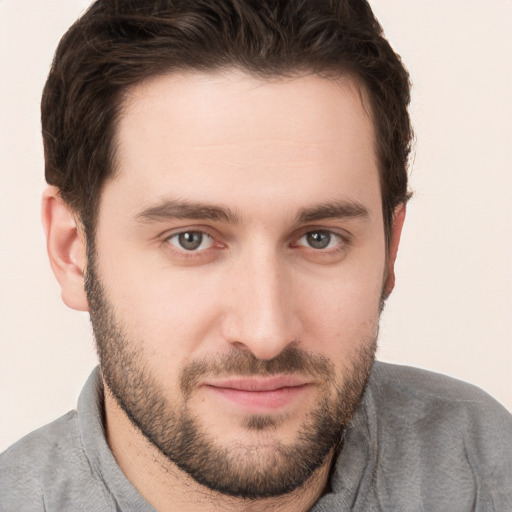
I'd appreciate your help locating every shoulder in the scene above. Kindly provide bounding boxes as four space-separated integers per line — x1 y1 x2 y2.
370 361 512 423
369 361 512 438
0 410 88 512
365 362 512 508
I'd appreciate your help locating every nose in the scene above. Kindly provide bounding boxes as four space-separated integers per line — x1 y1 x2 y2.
220 246 302 360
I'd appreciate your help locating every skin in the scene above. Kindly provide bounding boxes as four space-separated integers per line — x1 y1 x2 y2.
42 71 406 511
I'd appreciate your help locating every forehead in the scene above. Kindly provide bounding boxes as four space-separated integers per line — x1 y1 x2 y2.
118 70 374 154
106 70 380 220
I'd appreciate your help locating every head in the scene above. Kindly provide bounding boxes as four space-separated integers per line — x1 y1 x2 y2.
42 0 412 501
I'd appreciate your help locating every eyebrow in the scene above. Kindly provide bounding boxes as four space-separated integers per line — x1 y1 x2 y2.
134 198 369 225
296 200 369 223
134 199 240 224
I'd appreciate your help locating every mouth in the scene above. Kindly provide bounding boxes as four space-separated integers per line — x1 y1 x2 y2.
201 376 313 412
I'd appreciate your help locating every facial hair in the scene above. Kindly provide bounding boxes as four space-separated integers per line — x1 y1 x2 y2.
85 251 377 499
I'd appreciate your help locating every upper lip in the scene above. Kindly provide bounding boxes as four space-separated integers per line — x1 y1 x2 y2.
203 375 311 392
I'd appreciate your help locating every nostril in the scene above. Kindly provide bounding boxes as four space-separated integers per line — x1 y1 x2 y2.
230 341 253 353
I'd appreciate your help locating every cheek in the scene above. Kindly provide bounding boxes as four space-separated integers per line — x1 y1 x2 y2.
97 243 224 362
296 260 384 355
302 284 381 338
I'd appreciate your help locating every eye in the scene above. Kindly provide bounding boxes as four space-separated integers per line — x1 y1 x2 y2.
297 230 343 250
167 231 214 252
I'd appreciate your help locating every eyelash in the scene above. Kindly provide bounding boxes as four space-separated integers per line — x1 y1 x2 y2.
163 229 221 259
294 230 346 252
162 227 350 259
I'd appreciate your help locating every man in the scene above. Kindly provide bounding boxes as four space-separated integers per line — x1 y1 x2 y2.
1 0 511 510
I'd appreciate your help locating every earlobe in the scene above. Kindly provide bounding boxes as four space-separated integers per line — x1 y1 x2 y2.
383 203 407 298
42 186 89 311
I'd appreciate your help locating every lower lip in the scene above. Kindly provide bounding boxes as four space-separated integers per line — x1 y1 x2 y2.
205 385 310 412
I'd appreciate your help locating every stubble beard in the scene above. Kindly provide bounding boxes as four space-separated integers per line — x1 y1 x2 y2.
85 252 378 499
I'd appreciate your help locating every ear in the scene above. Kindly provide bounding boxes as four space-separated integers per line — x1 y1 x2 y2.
382 203 407 299
42 186 89 311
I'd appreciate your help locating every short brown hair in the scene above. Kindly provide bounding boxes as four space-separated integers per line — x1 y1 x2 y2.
42 0 412 241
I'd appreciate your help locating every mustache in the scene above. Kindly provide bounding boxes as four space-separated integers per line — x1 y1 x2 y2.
179 346 335 398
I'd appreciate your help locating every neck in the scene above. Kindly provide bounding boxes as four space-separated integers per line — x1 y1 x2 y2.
103 387 334 512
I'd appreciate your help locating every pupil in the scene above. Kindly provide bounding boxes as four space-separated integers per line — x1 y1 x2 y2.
179 232 202 250
307 231 330 249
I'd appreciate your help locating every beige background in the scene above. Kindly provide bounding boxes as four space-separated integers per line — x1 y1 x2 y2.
1 0 511 452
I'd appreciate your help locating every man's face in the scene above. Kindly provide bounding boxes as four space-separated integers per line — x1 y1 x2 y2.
87 71 389 497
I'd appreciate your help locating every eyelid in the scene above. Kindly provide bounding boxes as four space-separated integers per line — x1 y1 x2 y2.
293 226 351 243
161 225 218 242
160 225 226 258
158 225 351 261
295 230 344 249
167 231 214 251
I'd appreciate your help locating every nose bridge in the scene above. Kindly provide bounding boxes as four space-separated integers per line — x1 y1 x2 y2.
223 239 299 359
